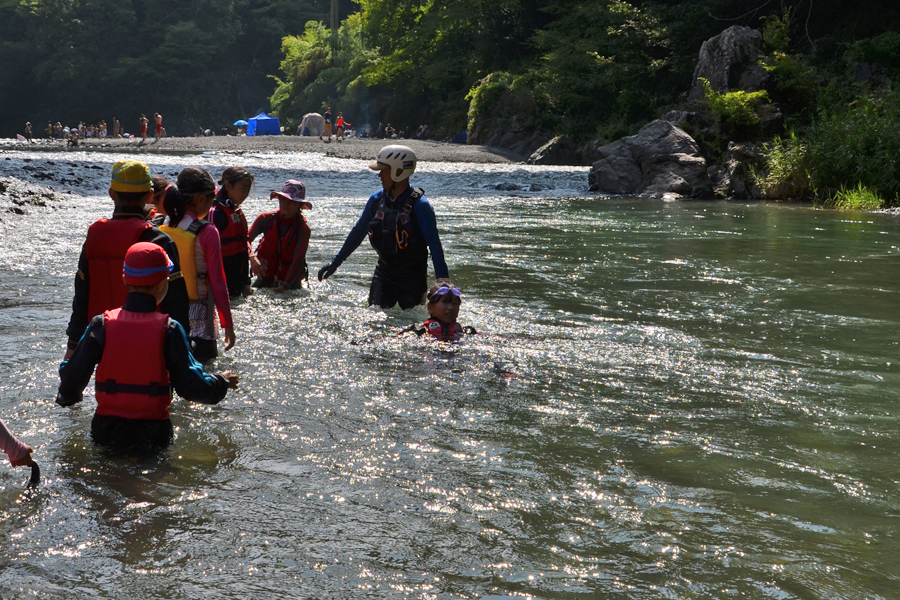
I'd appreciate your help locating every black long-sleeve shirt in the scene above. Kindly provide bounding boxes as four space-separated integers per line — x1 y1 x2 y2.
58 293 230 407
65 205 191 349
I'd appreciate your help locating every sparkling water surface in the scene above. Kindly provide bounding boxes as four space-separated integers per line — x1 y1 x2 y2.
0 149 898 599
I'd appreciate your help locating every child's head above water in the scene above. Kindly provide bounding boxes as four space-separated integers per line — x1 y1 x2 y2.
271 179 312 218
426 281 461 325
216 167 254 205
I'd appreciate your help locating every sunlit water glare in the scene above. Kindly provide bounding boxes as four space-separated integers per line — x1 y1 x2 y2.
1 149 899 598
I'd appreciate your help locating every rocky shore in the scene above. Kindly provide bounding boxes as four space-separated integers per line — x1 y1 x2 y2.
0 135 522 164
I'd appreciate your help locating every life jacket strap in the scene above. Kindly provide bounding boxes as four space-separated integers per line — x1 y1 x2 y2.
96 379 170 397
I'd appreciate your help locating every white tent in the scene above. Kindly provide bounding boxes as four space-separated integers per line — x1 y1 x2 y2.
298 112 325 137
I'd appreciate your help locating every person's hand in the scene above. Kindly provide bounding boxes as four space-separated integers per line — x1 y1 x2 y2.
10 447 34 468
249 255 262 277
223 327 236 352
221 370 240 390
435 277 451 285
63 348 74 361
318 262 338 281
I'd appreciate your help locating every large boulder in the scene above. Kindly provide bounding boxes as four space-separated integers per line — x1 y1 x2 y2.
708 142 766 199
588 120 713 199
688 25 769 105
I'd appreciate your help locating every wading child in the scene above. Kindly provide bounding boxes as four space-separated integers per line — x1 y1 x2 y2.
208 167 254 298
57 243 239 450
248 180 312 292
402 281 477 340
0 418 34 469
147 175 170 225
64 160 190 360
160 167 236 363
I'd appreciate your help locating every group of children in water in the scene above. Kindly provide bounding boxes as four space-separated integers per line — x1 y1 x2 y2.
2 157 472 473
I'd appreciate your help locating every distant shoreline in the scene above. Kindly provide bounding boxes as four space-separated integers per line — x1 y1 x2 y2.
1 135 523 165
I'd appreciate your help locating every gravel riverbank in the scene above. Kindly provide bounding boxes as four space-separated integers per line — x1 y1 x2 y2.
0 135 523 164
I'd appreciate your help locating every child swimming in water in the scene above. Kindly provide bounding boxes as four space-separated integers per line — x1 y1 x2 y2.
402 281 477 340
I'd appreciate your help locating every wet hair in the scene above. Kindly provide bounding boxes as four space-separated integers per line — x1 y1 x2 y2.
162 184 188 225
426 281 460 304
151 176 170 199
215 167 254 200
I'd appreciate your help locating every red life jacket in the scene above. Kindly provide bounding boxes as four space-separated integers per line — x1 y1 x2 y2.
94 308 171 421
212 200 248 257
255 212 307 282
84 218 152 320
424 318 463 340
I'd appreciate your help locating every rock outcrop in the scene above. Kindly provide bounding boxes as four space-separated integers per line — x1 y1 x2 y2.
688 25 769 105
588 120 712 199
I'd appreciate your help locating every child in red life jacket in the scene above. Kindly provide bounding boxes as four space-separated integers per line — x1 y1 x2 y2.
248 180 312 292
57 242 239 450
64 160 190 360
160 168 236 364
209 167 254 298
402 281 477 340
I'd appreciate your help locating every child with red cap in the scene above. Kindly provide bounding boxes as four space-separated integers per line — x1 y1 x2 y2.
57 242 239 451
247 180 312 292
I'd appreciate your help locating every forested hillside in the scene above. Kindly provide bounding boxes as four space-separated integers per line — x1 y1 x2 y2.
3 1 900 202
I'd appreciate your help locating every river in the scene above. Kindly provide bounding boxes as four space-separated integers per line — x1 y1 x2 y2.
0 149 898 599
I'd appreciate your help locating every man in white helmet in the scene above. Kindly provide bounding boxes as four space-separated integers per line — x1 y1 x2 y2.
318 144 449 309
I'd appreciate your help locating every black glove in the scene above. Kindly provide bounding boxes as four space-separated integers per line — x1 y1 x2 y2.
318 261 338 281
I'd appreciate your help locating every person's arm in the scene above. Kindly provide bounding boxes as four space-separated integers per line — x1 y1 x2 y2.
333 193 381 265
164 320 231 404
282 221 311 287
0 418 32 466
413 196 449 279
65 242 90 353
197 226 233 331
57 315 106 406
248 212 274 276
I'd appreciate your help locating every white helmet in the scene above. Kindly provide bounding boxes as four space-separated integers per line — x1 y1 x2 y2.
369 145 416 182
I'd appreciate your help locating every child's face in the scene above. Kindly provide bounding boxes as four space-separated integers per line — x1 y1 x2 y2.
279 197 300 218
427 293 461 325
226 179 252 205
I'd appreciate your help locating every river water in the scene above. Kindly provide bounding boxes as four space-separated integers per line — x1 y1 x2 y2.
0 149 898 599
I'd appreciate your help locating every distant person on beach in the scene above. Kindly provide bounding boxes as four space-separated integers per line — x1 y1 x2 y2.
64 160 191 360
209 167 255 298
113 117 120 138
57 242 239 451
401 281 477 340
336 112 346 142
318 145 449 309
139 114 148 141
249 180 312 292
0 418 35 469
24 122 33 143
321 106 332 142
155 113 164 140
159 167 236 363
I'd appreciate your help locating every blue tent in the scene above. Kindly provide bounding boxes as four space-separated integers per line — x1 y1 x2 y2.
247 112 282 136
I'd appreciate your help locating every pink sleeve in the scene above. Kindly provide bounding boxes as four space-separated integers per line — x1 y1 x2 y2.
198 225 234 329
0 418 29 464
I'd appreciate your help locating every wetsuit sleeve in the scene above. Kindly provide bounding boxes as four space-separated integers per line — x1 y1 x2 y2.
57 314 106 406
283 221 311 286
413 196 449 279
165 320 230 404
140 227 191 335
333 193 380 265
197 226 233 329
0 418 30 464
248 212 273 246
65 241 91 349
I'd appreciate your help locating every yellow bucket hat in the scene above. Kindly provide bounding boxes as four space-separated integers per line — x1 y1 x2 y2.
110 160 152 192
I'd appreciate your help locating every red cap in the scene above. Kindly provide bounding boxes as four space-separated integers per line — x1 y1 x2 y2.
123 242 173 286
